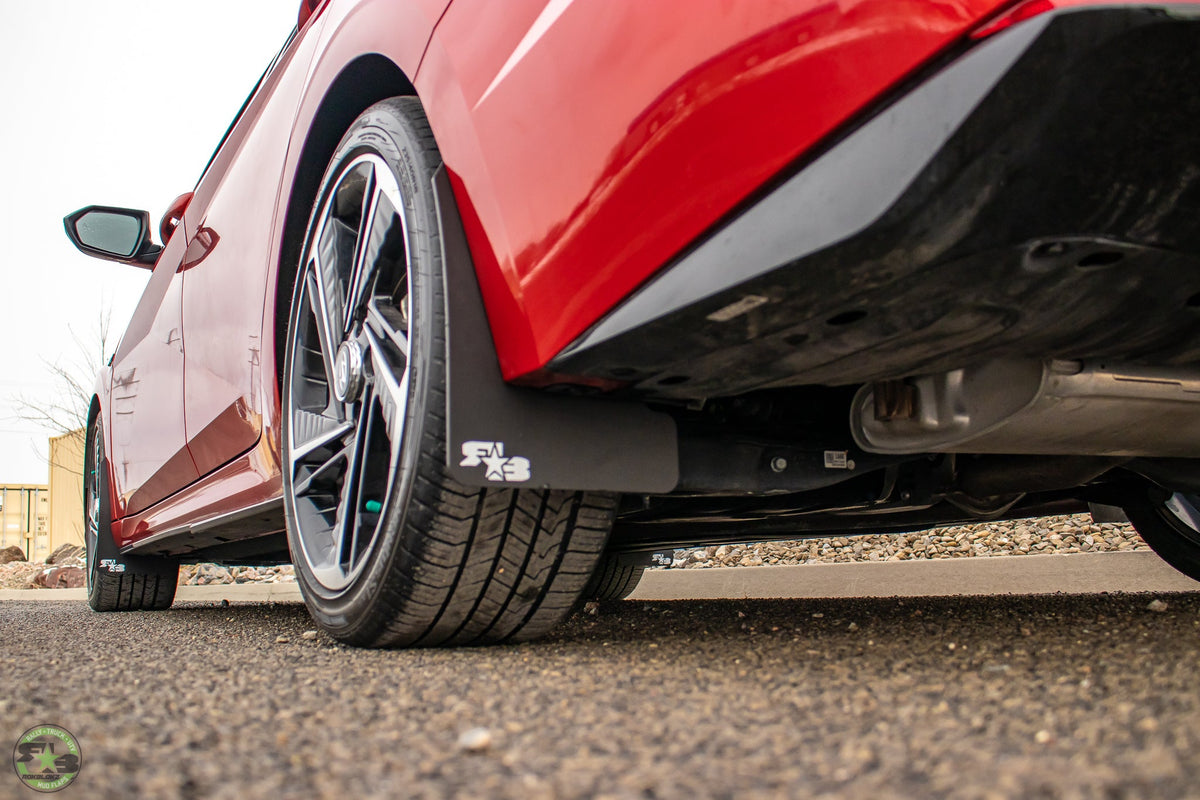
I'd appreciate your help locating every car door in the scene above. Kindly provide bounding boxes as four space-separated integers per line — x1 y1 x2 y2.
108 228 199 517
179 25 321 478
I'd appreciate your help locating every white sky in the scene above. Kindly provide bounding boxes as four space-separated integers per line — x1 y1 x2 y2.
0 0 297 483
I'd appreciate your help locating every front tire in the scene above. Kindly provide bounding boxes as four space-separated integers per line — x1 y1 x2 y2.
281 97 616 647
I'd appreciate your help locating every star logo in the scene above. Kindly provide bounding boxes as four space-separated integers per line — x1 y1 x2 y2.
34 748 58 774
481 443 508 481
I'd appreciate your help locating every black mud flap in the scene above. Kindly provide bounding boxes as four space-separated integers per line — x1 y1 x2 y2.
435 167 679 493
92 455 179 581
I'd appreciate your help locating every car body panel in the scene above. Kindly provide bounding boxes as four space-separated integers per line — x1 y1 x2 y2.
107 226 198 517
110 430 284 550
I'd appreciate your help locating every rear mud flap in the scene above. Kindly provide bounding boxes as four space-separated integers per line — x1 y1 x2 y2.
95 456 179 578
435 167 678 492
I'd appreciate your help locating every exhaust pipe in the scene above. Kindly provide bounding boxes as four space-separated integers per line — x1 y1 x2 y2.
852 359 1200 457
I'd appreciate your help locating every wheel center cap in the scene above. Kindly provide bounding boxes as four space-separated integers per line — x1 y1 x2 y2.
332 340 365 403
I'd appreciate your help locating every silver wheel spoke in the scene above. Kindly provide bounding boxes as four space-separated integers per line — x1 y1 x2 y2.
290 410 355 461
366 299 410 360
344 388 379 568
363 324 409 454
292 438 353 498
345 173 382 331
305 263 339 392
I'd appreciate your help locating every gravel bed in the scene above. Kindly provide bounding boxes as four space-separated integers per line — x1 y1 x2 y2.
667 514 1149 569
0 560 295 590
179 563 295 586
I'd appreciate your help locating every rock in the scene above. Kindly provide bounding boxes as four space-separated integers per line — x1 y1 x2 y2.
301 630 318 641
0 562 43 589
46 544 84 565
275 635 291 644
456 727 493 752
0 545 26 564
1147 599 1169 613
32 566 85 589
196 564 233 585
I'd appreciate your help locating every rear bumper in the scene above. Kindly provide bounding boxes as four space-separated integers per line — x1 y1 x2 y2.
552 4 1200 398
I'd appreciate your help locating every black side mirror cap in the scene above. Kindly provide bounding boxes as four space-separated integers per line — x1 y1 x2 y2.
63 205 162 268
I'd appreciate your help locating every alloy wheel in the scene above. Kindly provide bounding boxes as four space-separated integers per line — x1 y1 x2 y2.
286 153 413 594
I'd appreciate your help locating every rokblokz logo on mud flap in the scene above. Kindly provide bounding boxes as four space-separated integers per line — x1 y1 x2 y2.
459 441 531 482
12 724 81 793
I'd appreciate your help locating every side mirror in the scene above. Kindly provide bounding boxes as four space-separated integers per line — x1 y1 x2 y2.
63 206 162 268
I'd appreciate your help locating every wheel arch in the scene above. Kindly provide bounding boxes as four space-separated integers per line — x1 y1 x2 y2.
86 395 101 431
272 54 417 389
84 394 121 548
86 394 102 479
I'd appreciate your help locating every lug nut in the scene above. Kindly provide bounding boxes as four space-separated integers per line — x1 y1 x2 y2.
770 457 788 473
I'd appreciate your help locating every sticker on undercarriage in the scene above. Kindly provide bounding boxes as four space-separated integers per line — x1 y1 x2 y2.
823 450 854 470
459 441 532 482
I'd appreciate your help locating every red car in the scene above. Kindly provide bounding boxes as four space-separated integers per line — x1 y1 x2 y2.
65 0 1200 647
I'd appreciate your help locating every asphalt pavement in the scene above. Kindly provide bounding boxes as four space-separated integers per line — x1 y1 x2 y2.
3 568 1200 798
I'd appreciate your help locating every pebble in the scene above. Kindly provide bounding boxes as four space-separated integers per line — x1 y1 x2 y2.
301 630 318 640
1147 599 1169 613
456 727 494 753
275 635 291 644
